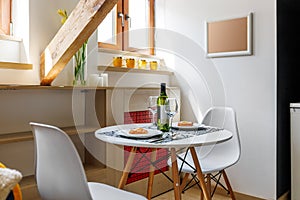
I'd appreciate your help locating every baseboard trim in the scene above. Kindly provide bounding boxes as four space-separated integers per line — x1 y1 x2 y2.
234 192 265 200
278 191 289 200
218 189 290 200
214 185 264 200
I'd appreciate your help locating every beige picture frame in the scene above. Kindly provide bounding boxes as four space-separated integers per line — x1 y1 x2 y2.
206 13 253 58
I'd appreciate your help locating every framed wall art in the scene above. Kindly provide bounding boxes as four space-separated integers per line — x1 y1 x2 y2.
206 13 253 58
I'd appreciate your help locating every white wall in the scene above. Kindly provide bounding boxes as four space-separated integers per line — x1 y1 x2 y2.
156 0 276 199
0 39 20 62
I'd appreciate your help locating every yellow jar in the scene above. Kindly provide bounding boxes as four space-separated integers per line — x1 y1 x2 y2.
150 61 158 70
126 58 135 68
138 60 147 69
113 57 122 67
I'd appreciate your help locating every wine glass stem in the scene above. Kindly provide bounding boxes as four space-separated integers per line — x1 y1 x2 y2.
169 116 173 132
152 113 155 126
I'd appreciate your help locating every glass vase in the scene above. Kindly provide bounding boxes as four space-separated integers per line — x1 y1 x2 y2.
73 42 87 86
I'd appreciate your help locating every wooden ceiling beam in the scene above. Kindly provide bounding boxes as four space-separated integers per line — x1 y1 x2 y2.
40 0 118 86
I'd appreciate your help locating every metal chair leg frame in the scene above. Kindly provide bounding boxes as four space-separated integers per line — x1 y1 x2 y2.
138 149 174 183
210 172 230 194
180 170 236 200
211 172 222 197
181 173 203 193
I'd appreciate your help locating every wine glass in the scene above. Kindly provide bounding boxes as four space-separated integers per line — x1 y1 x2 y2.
147 96 158 129
164 98 178 131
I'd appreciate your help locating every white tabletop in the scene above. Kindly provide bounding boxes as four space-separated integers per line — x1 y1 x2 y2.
95 123 233 148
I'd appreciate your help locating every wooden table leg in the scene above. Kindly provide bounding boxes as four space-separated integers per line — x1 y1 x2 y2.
171 148 181 200
118 147 137 189
189 147 211 200
147 148 157 200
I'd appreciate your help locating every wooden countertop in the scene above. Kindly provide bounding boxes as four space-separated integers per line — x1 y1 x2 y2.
0 85 178 90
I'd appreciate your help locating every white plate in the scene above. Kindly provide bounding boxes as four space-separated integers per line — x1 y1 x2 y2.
171 122 205 130
117 128 163 139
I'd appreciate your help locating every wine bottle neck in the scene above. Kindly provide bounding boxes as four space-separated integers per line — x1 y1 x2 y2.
160 83 166 96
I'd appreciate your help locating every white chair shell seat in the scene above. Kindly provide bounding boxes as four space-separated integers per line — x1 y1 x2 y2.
88 182 146 200
167 107 241 199
30 122 146 200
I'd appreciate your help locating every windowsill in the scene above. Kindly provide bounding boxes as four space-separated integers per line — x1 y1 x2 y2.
0 85 178 90
98 48 167 68
98 66 173 75
0 61 32 70
0 34 22 42
98 48 164 60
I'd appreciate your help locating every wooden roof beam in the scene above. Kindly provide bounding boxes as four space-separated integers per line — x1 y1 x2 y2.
40 0 118 86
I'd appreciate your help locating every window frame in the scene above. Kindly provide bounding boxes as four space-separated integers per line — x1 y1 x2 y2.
0 0 12 35
98 0 155 55
98 0 123 50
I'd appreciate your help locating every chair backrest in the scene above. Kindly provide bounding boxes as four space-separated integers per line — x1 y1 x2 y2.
30 122 92 200
198 107 241 167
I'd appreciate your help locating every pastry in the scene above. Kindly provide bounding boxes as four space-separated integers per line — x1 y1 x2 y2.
129 128 148 134
177 121 193 126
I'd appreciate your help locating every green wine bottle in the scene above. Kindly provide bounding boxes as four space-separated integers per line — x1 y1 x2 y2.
157 83 170 132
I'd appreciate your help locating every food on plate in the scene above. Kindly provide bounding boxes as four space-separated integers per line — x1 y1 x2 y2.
129 128 148 134
177 121 193 126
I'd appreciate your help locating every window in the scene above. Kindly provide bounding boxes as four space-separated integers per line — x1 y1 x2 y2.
0 0 11 35
98 0 155 55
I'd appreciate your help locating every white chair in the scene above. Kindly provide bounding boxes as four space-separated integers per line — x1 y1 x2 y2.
169 107 241 199
30 122 146 200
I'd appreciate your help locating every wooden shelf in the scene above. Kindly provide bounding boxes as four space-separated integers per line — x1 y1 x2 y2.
0 34 22 42
97 66 174 75
0 61 32 70
0 85 107 90
98 48 163 60
0 85 175 90
0 126 99 145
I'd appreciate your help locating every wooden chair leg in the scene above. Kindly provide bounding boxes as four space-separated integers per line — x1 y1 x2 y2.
180 173 190 193
199 174 211 200
207 173 211 197
222 170 236 200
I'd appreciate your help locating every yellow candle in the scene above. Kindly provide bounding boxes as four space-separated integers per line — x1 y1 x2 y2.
126 58 135 68
150 61 158 70
138 60 147 69
113 57 122 67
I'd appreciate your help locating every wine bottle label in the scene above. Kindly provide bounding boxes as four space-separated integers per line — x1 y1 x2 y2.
157 105 168 124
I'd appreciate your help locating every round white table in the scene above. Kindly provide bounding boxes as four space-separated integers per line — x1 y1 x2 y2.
95 123 233 200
